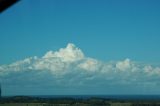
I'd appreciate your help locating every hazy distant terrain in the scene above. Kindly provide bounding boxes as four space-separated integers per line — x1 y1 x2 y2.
1 96 160 106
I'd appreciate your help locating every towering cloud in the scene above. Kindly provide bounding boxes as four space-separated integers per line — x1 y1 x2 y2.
0 43 160 95
43 43 84 62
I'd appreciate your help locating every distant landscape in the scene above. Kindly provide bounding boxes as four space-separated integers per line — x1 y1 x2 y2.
1 95 160 106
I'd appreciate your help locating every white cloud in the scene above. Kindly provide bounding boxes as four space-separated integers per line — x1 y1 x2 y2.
1 43 160 94
78 58 100 71
116 58 131 71
43 43 84 62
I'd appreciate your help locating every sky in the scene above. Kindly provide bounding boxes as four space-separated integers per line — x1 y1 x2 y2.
0 0 160 95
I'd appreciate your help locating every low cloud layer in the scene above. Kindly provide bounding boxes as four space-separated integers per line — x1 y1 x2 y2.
0 43 160 95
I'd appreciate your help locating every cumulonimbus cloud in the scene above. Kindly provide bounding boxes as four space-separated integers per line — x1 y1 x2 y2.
0 43 160 94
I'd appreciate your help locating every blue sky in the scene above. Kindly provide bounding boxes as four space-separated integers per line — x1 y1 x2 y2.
1 0 160 64
0 0 160 95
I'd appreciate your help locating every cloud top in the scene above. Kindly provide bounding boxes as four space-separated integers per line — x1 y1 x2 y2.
43 43 84 62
